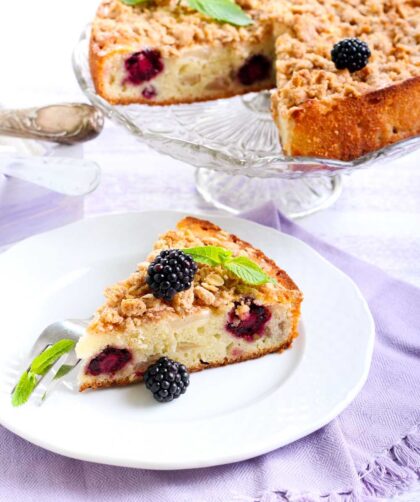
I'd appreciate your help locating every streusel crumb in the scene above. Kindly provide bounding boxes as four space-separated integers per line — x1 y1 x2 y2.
89 217 296 334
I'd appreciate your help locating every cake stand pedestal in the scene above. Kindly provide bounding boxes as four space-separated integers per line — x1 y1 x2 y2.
196 169 343 218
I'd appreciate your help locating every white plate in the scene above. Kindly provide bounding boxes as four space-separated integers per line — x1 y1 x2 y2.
0 211 374 469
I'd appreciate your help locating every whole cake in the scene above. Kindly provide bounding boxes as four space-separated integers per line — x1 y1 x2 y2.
75 217 302 392
90 0 420 160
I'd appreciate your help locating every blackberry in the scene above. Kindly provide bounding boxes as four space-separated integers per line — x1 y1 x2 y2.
86 346 132 376
144 357 190 403
331 38 371 73
238 54 271 86
124 49 164 85
226 298 271 342
146 249 198 302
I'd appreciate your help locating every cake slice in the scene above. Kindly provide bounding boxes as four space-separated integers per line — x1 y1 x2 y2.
272 0 420 160
90 0 279 105
75 217 302 391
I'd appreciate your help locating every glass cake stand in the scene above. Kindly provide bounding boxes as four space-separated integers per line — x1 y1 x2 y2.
73 28 420 217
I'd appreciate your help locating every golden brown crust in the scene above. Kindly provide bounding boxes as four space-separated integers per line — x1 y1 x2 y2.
79 335 295 392
177 216 301 293
274 76 420 160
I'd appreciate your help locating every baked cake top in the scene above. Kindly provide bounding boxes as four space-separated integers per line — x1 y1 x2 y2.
91 0 280 58
88 217 301 335
275 0 420 110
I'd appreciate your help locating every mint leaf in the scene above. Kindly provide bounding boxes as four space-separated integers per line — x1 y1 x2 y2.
187 0 253 26
224 256 276 286
183 246 232 266
30 339 75 376
184 245 276 286
11 339 76 407
120 0 149 5
11 371 38 407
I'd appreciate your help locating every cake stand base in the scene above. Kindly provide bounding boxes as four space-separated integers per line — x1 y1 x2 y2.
196 169 343 218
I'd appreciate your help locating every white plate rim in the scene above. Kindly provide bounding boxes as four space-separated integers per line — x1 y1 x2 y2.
0 210 375 469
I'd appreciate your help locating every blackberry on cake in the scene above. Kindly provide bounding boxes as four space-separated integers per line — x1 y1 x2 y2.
331 38 371 73
146 249 197 301
75 217 303 392
272 0 420 160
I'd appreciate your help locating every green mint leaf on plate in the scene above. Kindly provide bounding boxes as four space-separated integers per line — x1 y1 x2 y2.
11 339 76 407
224 256 277 285
187 0 253 26
183 246 232 266
30 339 76 376
11 371 38 407
120 0 149 6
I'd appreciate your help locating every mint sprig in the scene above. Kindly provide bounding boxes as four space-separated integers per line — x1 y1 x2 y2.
183 246 276 286
120 0 253 27
11 371 38 407
187 0 253 26
11 339 76 407
183 245 233 266
30 339 75 376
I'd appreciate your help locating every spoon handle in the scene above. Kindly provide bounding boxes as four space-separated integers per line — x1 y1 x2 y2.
0 155 101 196
0 103 104 144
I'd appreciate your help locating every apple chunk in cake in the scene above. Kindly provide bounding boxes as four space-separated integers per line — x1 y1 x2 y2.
75 217 302 391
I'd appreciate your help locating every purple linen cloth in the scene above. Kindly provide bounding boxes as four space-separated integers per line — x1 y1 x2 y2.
0 176 83 248
1 203 420 501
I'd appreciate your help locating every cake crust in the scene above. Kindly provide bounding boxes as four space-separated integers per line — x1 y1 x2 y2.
273 76 420 160
178 217 300 293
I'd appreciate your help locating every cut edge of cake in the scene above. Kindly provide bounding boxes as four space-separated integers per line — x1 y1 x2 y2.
89 0 277 106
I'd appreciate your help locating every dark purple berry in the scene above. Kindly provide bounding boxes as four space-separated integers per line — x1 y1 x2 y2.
226 298 271 342
331 38 371 73
144 357 190 403
238 54 271 86
142 85 157 99
124 49 164 85
86 346 132 376
146 249 198 302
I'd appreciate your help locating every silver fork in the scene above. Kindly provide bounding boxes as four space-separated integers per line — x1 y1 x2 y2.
11 318 89 404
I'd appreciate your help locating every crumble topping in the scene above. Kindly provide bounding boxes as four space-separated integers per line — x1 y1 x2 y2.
93 0 418 109
275 0 420 110
88 219 293 335
92 0 279 58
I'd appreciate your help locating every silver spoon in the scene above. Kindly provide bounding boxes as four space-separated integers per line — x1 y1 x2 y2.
0 103 104 144
0 156 101 196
